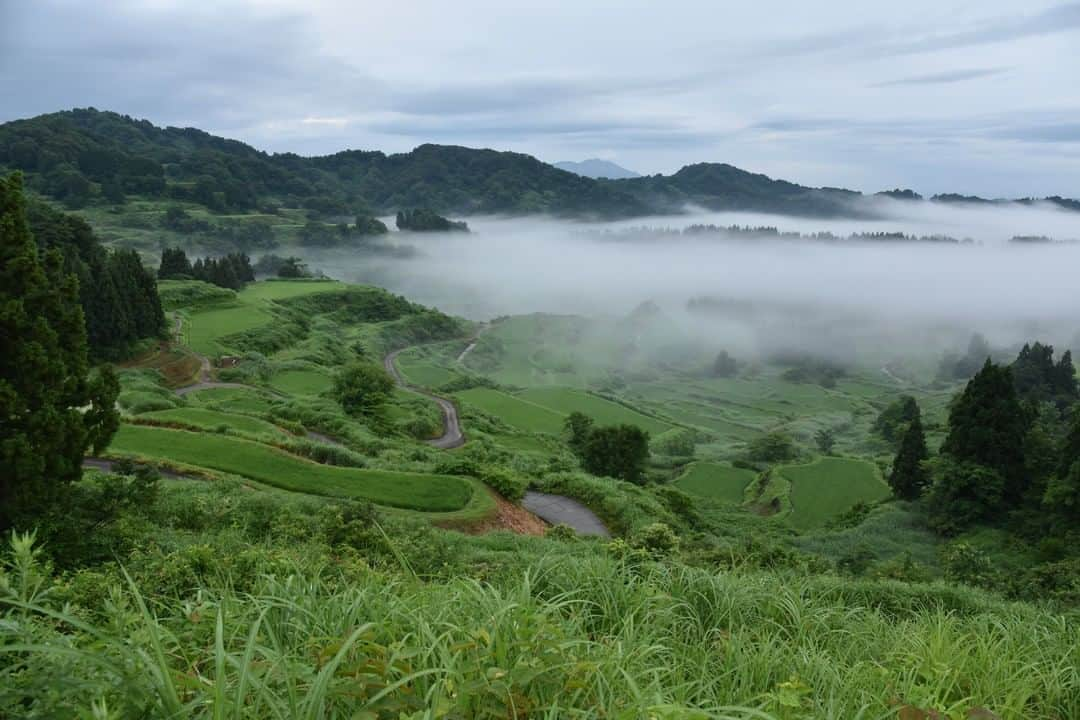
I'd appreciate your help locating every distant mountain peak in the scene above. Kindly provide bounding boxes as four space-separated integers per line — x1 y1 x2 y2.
554 158 641 180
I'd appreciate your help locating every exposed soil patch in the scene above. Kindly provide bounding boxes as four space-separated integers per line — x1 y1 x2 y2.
438 490 547 536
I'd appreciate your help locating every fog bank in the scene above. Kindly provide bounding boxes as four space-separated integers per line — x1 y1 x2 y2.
299 202 1080 363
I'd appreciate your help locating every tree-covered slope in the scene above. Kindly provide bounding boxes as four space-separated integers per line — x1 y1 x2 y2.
0 108 647 218
2 108 1076 222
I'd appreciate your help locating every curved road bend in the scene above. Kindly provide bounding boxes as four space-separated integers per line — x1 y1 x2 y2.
522 491 611 537
170 317 607 534
384 348 464 449
384 342 611 536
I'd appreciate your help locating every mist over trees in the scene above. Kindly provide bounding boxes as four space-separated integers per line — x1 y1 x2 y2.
396 209 469 232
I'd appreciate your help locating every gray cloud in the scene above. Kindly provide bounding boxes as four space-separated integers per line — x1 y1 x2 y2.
1 0 1078 198
872 67 1009 87
879 2 1080 55
993 123 1080 143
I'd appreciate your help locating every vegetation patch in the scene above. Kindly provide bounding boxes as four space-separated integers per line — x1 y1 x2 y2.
675 462 757 503
185 387 277 414
781 457 891 530
457 387 567 435
108 425 472 511
138 408 286 437
120 344 202 388
270 369 332 396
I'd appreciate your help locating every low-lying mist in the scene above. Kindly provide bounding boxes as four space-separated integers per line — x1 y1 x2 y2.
296 200 1080 366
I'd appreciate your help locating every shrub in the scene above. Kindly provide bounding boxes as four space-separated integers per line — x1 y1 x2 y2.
747 432 797 463
479 467 528 502
651 428 697 457
631 522 680 558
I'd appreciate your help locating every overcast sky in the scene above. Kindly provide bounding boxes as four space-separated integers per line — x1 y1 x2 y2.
2 0 1079 197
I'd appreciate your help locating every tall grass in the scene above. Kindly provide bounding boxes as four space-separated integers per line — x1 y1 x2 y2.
3 533 1076 719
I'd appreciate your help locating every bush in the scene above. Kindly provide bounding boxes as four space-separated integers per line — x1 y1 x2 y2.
746 432 797 463
630 522 680 558
651 428 697 457
479 467 528 502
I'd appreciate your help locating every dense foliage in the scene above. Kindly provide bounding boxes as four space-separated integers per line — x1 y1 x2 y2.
2 109 1078 228
0 173 120 530
159 246 255 290
27 200 164 356
395 208 469 232
563 411 651 484
1011 341 1078 407
890 411 929 500
334 361 396 421
0 109 646 218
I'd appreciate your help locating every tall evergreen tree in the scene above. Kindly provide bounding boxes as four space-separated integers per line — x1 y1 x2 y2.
112 249 165 339
890 412 929 500
941 359 1028 503
0 173 120 530
158 246 193 279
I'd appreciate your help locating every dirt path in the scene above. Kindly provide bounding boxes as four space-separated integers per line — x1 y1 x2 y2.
384 348 465 449
171 314 279 397
881 364 905 385
455 323 488 364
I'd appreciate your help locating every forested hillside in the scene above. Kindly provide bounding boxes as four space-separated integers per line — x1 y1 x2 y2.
26 198 165 357
0 109 646 218
5 108 1074 225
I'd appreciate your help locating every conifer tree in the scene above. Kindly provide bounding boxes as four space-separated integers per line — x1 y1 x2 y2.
890 412 929 500
941 359 1028 504
158 246 192 279
0 173 120 530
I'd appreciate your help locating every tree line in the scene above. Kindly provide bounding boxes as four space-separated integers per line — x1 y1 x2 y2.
159 247 254 290
27 198 164 358
884 344 1079 539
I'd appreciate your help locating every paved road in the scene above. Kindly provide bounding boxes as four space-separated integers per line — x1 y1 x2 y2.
384 338 612 536
522 491 611 537
384 348 465 449
127 315 609 535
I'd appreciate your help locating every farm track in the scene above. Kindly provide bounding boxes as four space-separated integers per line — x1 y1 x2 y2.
385 335 612 536
384 348 465 449
107 313 608 534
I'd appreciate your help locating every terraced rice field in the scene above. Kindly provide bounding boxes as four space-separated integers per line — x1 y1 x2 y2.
138 407 286 436
780 457 891 530
457 388 567 435
517 388 672 435
108 425 472 511
675 462 757 503
270 369 333 396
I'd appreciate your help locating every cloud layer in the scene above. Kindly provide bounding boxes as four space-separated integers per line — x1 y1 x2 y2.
1 1 1079 197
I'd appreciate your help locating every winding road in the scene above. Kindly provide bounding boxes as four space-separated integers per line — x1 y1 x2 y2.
109 313 608 535
383 337 610 536
384 348 465 449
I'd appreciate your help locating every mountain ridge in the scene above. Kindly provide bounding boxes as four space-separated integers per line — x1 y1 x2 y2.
0 108 1076 220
